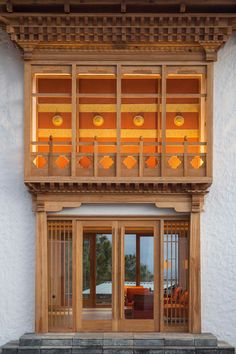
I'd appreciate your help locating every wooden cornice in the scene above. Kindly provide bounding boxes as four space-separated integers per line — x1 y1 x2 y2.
0 8 236 60
25 181 211 195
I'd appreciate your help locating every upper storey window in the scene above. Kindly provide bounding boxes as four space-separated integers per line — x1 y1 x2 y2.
28 64 209 180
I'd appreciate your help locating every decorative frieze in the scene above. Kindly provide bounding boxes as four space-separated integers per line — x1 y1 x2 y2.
0 12 235 60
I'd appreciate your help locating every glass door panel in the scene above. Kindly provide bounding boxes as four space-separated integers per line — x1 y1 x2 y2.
82 230 112 321
124 228 154 320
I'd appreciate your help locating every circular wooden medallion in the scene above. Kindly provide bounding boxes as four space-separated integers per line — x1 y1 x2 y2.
133 115 144 127
174 114 184 127
52 114 63 127
93 115 104 127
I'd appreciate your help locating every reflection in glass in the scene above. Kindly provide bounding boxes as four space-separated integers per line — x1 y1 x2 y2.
124 231 154 319
82 232 112 320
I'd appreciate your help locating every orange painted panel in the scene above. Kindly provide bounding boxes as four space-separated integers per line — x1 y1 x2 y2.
79 113 116 129
38 97 72 104
121 113 158 129
37 78 71 94
166 113 199 129
166 78 200 94
38 113 72 129
78 79 116 94
122 78 160 94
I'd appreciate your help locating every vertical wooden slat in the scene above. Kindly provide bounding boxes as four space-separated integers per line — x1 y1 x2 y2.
206 63 213 178
119 225 125 320
161 65 167 177
73 221 83 331
139 137 144 177
136 235 141 286
116 64 121 177
24 62 31 178
159 219 164 331
154 222 160 331
35 210 48 333
71 64 77 176
112 221 119 331
94 137 98 177
189 212 201 333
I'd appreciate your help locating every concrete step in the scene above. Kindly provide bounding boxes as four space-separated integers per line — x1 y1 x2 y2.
1 333 235 354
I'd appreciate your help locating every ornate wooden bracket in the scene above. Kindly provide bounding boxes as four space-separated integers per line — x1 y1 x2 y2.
34 200 82 212
0 11 235 61
191 193 204 213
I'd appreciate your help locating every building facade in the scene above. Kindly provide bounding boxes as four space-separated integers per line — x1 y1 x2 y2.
0 0 236 349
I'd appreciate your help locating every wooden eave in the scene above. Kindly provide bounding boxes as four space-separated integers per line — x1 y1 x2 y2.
0 1 236 60
26 180 211 196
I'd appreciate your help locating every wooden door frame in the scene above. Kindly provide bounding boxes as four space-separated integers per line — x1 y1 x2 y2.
118 220 160 332
35 206 201 334
76 220 115 332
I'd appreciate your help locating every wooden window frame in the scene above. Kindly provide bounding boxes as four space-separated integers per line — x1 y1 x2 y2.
25 61 213 182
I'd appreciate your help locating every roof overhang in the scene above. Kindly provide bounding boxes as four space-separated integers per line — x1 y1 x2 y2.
1 1 236 61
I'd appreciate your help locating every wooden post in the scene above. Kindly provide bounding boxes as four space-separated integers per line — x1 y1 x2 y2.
112 221 119 331
73 221 83 331
189 194 202 333
35 203 48 333
71 63 77 177
161 66 166 177
116 64 121 177
94 136 98 177
206 63 213 178
139 136 144 178
183 136 188 177
24 62 31 179
48 135 53 176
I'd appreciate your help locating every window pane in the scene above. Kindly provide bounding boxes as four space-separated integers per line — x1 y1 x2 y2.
124 230 154 319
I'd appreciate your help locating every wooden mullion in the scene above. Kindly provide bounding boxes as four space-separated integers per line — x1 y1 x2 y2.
119 225 125 320
206 63 213 178
159 219 164 331
73 220 82 331
136 234 141 286
112 221 119 331
154 221 160 331
161 65 167 177
116 64 121 177
25 62 32 178
71 64 77 177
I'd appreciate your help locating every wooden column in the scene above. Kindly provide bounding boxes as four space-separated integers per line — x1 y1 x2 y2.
24 62 31 179
71 64 77 177
189 194 203 333
35 203 48 333
161 65 166 177
112 221 119 331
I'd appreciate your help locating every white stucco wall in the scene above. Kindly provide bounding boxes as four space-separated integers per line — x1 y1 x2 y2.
0 30 35 346
0 29 236 347
201 34 236 346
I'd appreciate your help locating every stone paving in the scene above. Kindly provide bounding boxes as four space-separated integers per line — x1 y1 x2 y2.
1 333 235 354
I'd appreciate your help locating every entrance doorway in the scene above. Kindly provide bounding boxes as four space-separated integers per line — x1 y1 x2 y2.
47 219 189 332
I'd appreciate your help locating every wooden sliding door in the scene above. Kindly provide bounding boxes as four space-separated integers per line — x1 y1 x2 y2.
118 221 160 331
47 218 190 333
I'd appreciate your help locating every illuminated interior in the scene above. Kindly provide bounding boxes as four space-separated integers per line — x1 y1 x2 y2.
31 65 207 177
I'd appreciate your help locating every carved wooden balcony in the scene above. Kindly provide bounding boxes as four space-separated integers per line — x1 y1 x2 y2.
28 136 209 187
24 63 212 193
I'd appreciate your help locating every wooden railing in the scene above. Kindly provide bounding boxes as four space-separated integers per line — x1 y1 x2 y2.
30 137 207 180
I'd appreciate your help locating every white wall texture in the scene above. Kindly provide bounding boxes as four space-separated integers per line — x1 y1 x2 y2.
0 30 35 346
0 29 236 347
201 34 236 346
